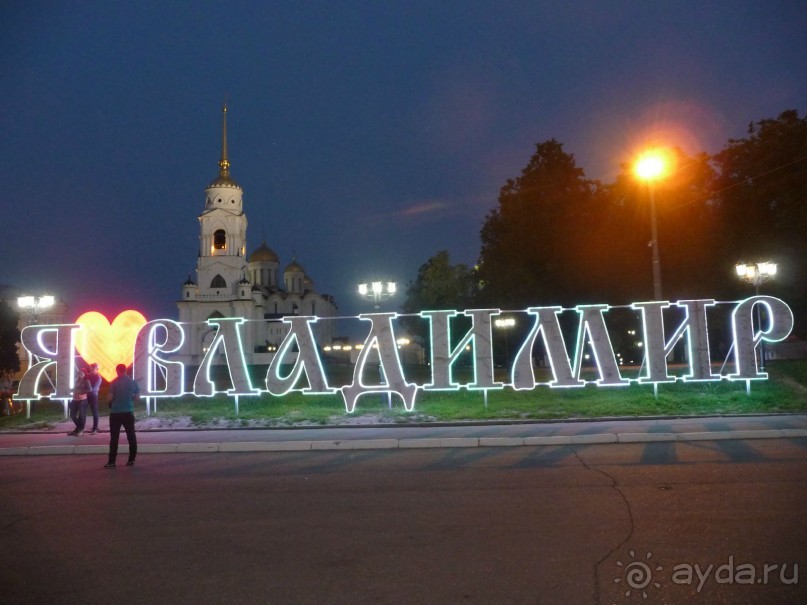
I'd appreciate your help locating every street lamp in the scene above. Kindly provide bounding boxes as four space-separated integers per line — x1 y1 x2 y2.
357 280 397 310
16 296 57 404
357 280 397 408
17 295 55 324
634 148 671 301
735 261 777 371
494 316 516 368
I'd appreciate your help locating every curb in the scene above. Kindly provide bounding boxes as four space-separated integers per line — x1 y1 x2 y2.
1 429 805 456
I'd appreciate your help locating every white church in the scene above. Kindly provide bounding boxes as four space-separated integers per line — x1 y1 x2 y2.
176 106 338 367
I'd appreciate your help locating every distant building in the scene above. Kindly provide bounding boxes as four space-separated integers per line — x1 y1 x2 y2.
176 106 338 367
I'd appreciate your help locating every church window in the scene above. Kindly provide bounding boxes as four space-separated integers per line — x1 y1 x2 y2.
213 229 226 250
211 274 226 288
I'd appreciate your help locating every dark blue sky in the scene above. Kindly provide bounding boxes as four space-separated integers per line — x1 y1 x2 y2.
1 1 804 322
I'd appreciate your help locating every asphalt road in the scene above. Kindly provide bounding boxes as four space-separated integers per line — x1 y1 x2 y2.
2 438 806 605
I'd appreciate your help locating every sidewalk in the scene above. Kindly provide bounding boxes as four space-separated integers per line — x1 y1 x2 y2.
1 414 806 456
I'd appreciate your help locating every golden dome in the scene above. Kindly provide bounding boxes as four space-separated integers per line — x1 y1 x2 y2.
250 241 279 263
284 259 305 273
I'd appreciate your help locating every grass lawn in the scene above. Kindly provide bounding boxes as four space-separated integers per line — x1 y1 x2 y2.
2 360 805 430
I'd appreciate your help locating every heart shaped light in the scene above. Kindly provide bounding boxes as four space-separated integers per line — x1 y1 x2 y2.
74 310 148 382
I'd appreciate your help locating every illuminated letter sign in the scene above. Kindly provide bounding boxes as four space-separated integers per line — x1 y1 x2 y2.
266 316 334 395
730 296 794 380
512 306 580 389
340 313 417 413
17 324 80 400
632 299 718 383
14 296 796 413
422 309 500 391
134 319 186 397
194 317 258 396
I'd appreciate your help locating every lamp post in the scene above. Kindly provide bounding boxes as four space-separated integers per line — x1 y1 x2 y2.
16 296 57 415
494 316 516 368
634 149 670 301
357 280 397 408
735 261 777 371
357 280 397 310
17 295 55 324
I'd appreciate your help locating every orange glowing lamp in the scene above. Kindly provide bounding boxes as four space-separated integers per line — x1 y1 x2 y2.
634 148 673 182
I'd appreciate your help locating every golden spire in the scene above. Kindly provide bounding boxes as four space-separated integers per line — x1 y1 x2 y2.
219 103 230 178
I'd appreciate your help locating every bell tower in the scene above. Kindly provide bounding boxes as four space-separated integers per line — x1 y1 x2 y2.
195 104 248 296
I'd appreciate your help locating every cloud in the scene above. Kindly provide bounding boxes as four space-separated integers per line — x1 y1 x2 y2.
398 200 450 217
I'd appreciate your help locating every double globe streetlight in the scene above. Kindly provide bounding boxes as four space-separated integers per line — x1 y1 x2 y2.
494 316 516 368
735 261 777 291
17 295 55 325
735 261 778 371
357 281 397 310
356 280 397 408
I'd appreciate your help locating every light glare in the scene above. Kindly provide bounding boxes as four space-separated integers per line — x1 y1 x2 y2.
634 149 670 181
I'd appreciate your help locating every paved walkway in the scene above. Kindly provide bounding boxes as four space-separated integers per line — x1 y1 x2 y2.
1 414 806 456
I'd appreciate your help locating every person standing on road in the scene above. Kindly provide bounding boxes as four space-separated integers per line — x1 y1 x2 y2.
86 363 102 434
68 368 92 436
104 364 139 469
0 371 14 415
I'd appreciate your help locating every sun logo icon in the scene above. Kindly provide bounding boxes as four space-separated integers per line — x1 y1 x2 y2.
614 550 663 599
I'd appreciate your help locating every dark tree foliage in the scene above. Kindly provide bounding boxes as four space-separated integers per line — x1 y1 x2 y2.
0 300 21 375
711 110 807 333
476 140 607 308
410 109 805 342
400 250 477 348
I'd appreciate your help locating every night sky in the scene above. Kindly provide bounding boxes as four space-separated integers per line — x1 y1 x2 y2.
1 1 804 323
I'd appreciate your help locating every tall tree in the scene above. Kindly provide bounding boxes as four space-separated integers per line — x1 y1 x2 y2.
476 140 605 308
400 250 477 347
0 300 21 375
711 110 807 333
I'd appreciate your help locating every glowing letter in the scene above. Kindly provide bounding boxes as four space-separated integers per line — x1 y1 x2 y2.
572 305 628 386
730 296 794 379
512 307 581 389
677 299 718 381
421 309 500 390
134 320 186 397
340 313 417 413
633 300 719 383
266 316 334 395
16 324 80 400
631 301 674 384
193 317 258 396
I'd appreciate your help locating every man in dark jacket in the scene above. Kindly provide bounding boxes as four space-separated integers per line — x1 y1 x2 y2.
104 364 139 468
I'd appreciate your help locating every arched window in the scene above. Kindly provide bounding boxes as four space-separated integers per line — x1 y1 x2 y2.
211 275 226 288
213 229 226 250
